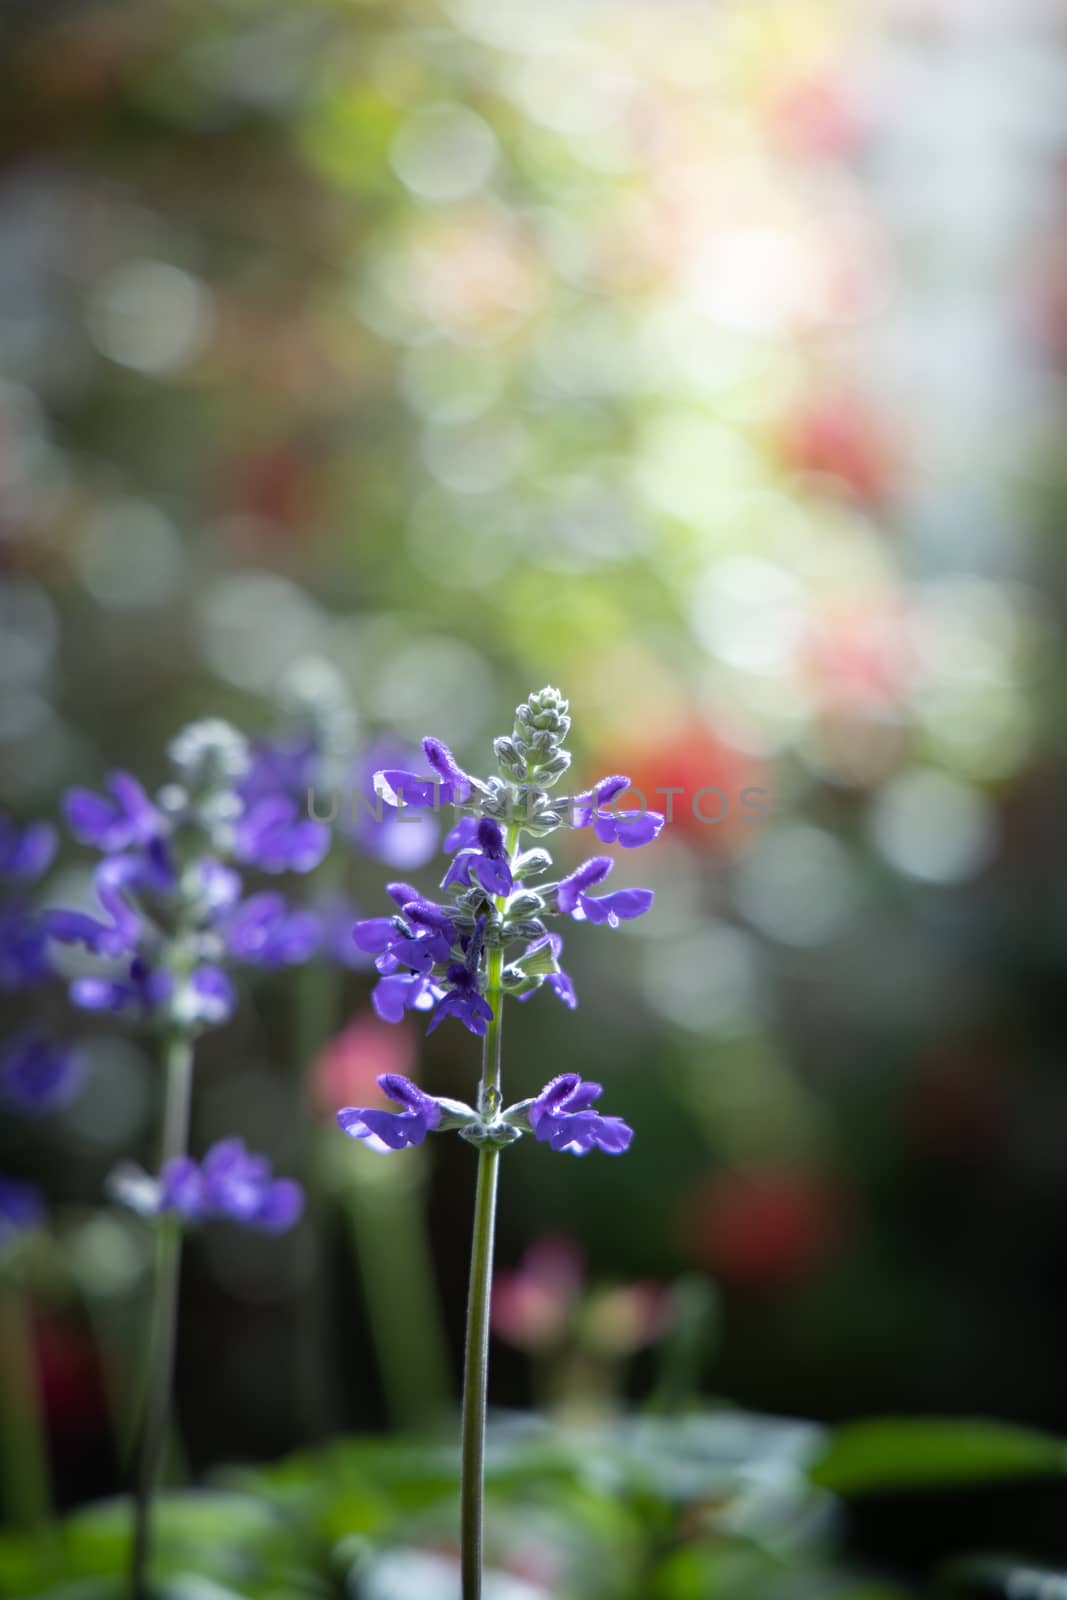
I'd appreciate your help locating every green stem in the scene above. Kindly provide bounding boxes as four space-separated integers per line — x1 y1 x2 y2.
460 812 516 1600
0 1270 51 1535
129 1032 194 1600
460 1142 500 1600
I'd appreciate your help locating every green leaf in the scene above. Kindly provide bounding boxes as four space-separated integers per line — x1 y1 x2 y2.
809 1418 1067 1496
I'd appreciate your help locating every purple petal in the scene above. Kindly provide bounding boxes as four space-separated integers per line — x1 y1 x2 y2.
441 852 475 892
546 972 578 1008
443 816 480 852
385 881 422 908
353 917 400 954
557 856 613 914
337 1106 425 1150
593 810 664 848
422 738 473 802
472 855 512 897
256 1179 304 1231
372 972 430 1022
375 769 445 809
379 1074 442 1123
529 1073 582 1125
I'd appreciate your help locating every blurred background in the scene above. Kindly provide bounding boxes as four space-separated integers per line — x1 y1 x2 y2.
3 0 1067 1568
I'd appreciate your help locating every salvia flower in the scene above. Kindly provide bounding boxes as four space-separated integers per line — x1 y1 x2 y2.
525 1074 633 1156
570 775 664 849
44 717 330 1037
110 1139 303 1231
555 857 655 927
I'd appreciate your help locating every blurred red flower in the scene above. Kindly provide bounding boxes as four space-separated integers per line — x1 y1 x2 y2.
687 1169 848 1287
588 723 771 854
779 394 898 510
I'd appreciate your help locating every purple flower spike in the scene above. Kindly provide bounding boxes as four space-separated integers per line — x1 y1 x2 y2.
337 1073 443 1152
557 857 654 928
528 1074 633 1157
65 773 162 854
0 1177 43 1247
572 775 664 849
0 1031 84 1116
0 817 57 881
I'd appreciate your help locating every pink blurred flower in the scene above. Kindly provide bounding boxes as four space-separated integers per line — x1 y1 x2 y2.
780 393 899 509
491 1235 585 1351
308 1013 417 1121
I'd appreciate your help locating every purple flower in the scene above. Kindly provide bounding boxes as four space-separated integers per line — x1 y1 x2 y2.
426 962 494 1037
114 1140 303 1230
374 736 475 809
556 857 654 927
528 1074 633 1156
64 774 162 854
353 886 458 975
571 775 664 849
232 795 330 875
0 817 57 881
0 1031 84 1116
371 971 443 1023
0 1177 43 1246
222 893 321 967
337 1073 443 1152
196 1139 304 1230
441 818 513 898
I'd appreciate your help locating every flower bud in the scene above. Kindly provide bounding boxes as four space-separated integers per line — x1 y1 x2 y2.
493 737 528 782
506 891 544 919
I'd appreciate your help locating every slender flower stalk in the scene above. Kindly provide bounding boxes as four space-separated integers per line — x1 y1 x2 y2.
128 1033 192 1600
336 690 661 1595
459 852 510 1600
